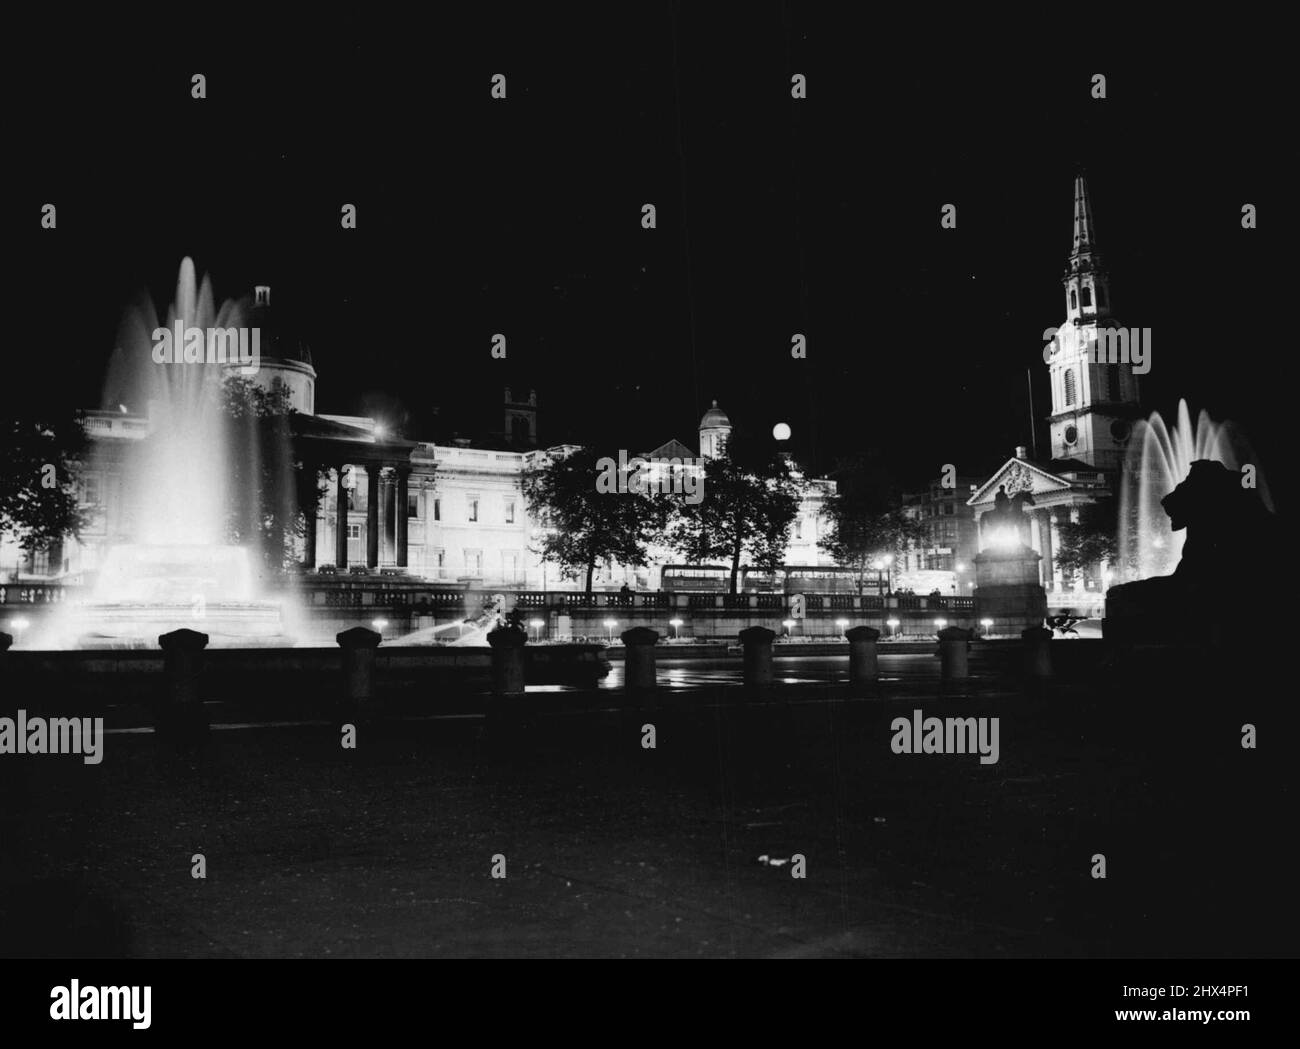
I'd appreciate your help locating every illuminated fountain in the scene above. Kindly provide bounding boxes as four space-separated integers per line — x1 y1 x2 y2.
40 258 291 648
1116 399 1271 583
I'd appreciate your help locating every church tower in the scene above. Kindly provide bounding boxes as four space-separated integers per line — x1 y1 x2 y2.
1045 176 1141 471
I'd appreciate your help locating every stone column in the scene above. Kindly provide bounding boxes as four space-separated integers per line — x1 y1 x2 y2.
395 467 410 569
158 628 210 741
337 625 382 720
366 466 380 569
378 469 393 565
1038 509 1053 590
621 626 659 692
303 473 318 570
937 625 971 680
845 624 879 691
739 625 776 691
335 466 349 569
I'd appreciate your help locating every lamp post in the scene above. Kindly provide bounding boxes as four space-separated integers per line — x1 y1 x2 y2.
886 617 900 639
980 617 994 638
669 617 683 640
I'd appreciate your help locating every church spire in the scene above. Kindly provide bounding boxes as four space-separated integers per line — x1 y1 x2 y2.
1070 174 1097 258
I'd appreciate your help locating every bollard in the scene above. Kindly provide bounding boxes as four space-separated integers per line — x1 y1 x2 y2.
1022 626 1053 680
157 628 210 742
337 626 383 721
486 625 527 696
937 625 972 680
738 626 776 694
844 625 880 693
621 626 659 693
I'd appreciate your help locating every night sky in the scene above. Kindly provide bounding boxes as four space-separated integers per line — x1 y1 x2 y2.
11 13 1286 508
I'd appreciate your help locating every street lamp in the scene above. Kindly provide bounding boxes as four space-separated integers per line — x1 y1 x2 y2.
603 618 617 642
886 617 900 638
669 617 683 640
980 617 994 637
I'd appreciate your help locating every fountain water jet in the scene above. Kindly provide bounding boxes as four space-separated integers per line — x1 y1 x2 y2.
1117 398 1272 583
37 259 293 648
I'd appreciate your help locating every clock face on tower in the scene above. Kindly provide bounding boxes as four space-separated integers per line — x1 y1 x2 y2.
1064 425 1078 445
1110 420 1131 443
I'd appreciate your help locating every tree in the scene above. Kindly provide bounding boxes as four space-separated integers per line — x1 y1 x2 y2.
523 446 671 593
1054 499 1118 584
820 498 926 590
819 454 925 589
669 437 802 594
0 413 88 570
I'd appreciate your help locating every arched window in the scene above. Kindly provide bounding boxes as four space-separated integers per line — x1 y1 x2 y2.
1081 285 1093 308
1070 288 1078 310
1064 368 1076 407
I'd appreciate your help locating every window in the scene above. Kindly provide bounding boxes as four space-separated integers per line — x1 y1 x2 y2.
505 500 515 524
433 498 440 521
407 492 419 518
1081 285 1092 308
793 519 803 540
1063 369 1076 407
1070 289 1078 310
434 549 445 572
347 524 361 539
465 549 483 575
81 475 103 507
468 498 479 523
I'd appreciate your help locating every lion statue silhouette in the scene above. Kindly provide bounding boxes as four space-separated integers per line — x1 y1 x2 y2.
1106 459 1282 640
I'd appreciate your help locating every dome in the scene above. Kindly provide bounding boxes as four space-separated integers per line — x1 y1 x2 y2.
699 399 731 430
245 288 314 367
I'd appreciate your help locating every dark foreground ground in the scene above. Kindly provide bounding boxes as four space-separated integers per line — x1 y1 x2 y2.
0 650 1293 958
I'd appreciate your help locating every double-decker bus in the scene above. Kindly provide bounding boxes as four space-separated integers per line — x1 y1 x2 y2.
661 564 886 594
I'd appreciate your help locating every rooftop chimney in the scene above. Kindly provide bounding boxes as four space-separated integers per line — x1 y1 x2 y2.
254 285 271 307
1015 445 1028 459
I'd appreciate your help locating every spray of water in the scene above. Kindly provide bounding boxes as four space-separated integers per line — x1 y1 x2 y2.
1117 399 1271 582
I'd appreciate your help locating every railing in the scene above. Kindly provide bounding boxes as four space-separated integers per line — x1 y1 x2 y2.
0 583 69 605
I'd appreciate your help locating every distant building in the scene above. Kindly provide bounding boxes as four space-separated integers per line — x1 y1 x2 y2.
900 474 982 595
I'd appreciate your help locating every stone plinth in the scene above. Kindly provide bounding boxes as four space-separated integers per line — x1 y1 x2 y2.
974 545 1047 636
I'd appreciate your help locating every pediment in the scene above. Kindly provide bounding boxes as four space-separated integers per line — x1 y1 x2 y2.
968 458 1073 507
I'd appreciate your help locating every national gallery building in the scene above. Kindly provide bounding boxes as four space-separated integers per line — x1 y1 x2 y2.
3 295 835 592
